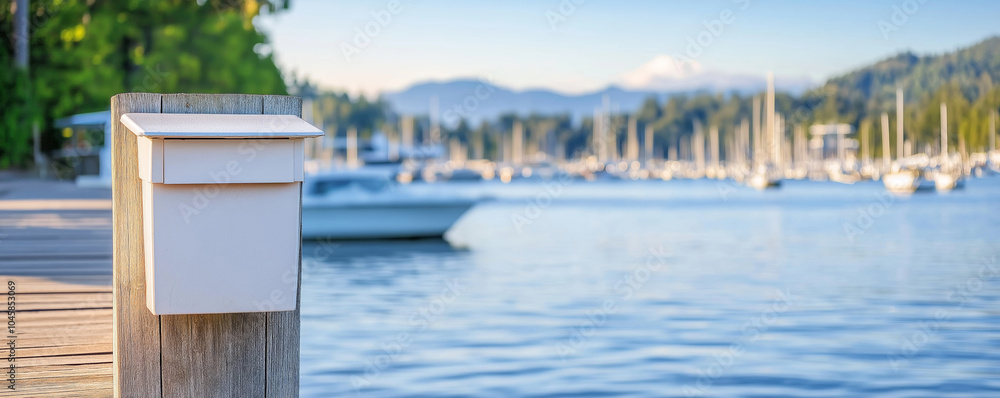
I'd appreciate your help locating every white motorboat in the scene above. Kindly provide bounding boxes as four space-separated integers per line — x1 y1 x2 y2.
301 169 479 240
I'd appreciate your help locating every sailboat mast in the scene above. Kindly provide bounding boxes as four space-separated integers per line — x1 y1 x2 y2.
644 124 654 166
402 115 414 156
881 113 891 167
766 73 776 166
347 126 358 168
710 125 720 172
387 123 398 161
752 96 761 166
473 129 484 160
837 124 845 166
592 108 601 162
513 120 524 165
430 96 440 145
776 113 784 168
693 120 705 174
940 102 948 162
896 88 904 161
861 122 869 162
627 115 638 162
741 118 750 168
794 125 804 169
603 94 611 164
991 110 996 152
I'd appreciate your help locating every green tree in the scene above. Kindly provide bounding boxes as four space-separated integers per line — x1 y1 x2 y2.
1 0 290 167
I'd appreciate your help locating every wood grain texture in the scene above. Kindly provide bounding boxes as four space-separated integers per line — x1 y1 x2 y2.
112 93 302 397
112 92 163 398
263 95 303 398
2 273 113 397
160 313 265 398
0 186 112 396
162 93 263 115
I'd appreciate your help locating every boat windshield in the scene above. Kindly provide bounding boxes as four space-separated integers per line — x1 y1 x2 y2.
309 177 390 196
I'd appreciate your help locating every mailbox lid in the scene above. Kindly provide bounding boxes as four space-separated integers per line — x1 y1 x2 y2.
136 137 306 184
125 112 319 184
121 113 323 139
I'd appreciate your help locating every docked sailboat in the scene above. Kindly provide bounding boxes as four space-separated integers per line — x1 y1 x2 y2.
748 167 782 190
883 166 920 194
932 168 964 192
883 88 929 195
747 73 782 190
933 103 965 192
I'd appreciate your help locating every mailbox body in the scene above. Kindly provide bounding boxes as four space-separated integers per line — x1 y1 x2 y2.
122 113 322 315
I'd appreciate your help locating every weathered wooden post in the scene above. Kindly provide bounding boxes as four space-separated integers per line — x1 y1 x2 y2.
111 93 320 397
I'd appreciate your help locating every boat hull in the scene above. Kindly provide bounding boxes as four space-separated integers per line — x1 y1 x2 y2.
301 201 475 240
883 170 919 195
748 173 781 190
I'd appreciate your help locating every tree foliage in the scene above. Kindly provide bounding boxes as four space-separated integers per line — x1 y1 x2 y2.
1 0 290 166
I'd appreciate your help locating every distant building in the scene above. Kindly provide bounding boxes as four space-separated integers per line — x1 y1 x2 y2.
809 123 857 160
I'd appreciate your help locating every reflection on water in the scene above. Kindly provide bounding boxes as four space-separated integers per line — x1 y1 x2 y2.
301 178 1000 397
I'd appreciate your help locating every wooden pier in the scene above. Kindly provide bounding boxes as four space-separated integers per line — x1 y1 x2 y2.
0 180 114 397
0 93 305 397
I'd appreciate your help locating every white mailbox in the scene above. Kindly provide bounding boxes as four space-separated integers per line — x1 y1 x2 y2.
121 113 323 315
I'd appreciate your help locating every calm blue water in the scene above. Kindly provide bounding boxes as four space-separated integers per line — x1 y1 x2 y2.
300 177 1000 397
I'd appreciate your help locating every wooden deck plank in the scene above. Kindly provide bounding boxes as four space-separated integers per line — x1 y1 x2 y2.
1 276 113 292
0 93 304 397
1 200 116 395
18 363 112 380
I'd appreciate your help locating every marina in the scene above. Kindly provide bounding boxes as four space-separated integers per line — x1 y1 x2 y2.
2 173 998 396
4 2 1000 396
306 177 1000 396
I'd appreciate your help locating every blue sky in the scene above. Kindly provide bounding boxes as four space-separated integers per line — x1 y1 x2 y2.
258 0 1000 97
